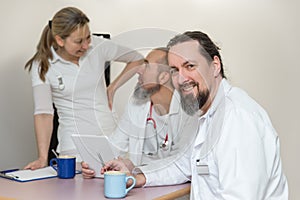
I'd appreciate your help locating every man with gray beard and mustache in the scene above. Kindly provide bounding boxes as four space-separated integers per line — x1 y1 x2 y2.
81 47 198 178
100 31 288 200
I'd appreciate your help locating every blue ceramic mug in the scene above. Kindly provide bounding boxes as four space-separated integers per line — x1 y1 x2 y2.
50 155 76 179
104 171 136 198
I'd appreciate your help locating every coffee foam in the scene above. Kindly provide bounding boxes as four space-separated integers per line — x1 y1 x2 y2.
58 155 75 159
104 171 126 175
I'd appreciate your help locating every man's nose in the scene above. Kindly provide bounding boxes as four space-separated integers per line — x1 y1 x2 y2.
177 70 187 85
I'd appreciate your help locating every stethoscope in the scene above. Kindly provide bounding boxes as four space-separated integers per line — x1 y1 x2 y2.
51 68 65 90
146 102 169 151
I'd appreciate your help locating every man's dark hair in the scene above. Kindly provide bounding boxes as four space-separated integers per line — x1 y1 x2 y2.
167 31 226 78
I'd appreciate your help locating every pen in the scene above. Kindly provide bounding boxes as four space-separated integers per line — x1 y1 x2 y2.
0 172 19 180
0 168 20 180
97 152 105 167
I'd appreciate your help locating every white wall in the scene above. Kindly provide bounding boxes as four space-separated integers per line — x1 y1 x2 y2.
0 0 299 199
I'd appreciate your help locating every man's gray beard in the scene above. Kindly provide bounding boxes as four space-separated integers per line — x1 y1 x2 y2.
180 90 209 116
180 93 199 116
133 83 160 104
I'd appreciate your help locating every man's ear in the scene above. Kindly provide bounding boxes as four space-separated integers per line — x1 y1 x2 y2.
55 35 65 47
212 56 221 77
158 71 170 85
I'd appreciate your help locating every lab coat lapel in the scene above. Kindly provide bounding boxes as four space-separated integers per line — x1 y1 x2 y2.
199 79 231 159
128 100 151 165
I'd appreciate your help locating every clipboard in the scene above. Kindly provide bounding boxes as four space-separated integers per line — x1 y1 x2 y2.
0 166 81 182
0 167 57 182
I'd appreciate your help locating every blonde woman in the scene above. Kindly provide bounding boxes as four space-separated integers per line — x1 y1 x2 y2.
24 7 143 170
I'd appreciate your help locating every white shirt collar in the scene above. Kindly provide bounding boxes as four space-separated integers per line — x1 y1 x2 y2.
49 41 95 65
199 78 232 120
50 46 70 64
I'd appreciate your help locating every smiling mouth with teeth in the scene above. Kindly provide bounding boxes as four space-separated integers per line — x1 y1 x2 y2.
180 82 199 92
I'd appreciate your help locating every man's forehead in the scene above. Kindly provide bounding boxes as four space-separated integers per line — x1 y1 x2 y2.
168 40 200 65
169 40 200 57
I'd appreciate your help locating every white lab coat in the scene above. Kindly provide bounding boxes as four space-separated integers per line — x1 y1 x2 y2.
143 79 288 199
109 90 198 166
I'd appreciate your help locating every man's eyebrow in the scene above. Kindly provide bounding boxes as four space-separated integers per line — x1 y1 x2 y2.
177 61 190 68
169 60 194 68
182 61 189 66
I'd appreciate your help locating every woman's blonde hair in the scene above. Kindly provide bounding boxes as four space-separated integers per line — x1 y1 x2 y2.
24 7 89 81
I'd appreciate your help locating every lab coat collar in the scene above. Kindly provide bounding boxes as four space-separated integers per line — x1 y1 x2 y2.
194 79 232 148
196 79 232 158
199 78 231 120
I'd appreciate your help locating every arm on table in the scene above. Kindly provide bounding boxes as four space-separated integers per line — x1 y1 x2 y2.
24 114 53 170
153 185 191 200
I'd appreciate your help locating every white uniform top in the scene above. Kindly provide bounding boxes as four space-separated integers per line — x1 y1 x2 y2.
30 36 142 153
143 79 288 200
109 90 199 166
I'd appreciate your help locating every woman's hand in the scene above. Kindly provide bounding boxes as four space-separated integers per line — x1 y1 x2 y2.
24 158 47 170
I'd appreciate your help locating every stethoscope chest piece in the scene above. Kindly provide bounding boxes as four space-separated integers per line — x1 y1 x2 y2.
160 140 169 151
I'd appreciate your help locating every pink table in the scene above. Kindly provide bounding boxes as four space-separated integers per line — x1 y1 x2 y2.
0 174 190 200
